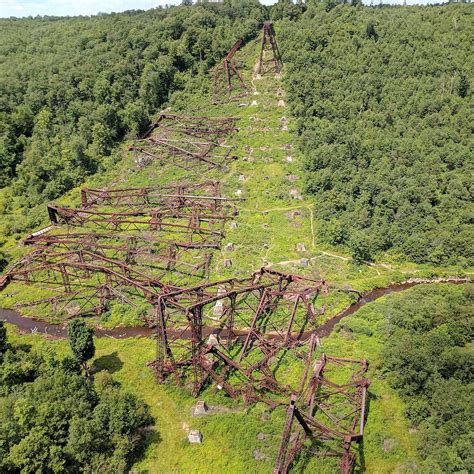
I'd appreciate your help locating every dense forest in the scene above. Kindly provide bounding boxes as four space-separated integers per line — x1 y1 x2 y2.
336 283 473 473
280 4 473 265
0 321 152 471
0 1 265 208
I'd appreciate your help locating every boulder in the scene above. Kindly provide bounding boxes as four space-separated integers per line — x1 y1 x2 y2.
213 301 224 317
207 334 219 347
300 258 310 268
253 449 269 461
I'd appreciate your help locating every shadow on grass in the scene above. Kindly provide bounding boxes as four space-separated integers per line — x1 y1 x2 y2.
93 351 124 373
12 343 32 352
356 390 379 473
129 426 162 467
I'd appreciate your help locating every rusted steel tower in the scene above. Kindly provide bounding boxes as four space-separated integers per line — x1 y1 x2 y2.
213 39 248 102
257 21 283 75
148 268 328 403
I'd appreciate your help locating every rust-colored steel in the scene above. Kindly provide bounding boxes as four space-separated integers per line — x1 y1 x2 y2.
0 247 177 322
80 180 237 212
274 355 370 474
213 39 248 103
258 21 283 76
148 267 328 404
23 232 215 280
141 114 238 140
47 204 228 237
131 114 238 171
1 175 238 317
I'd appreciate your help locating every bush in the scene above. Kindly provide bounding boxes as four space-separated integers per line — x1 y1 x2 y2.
0 332 152 472
336 317 373 336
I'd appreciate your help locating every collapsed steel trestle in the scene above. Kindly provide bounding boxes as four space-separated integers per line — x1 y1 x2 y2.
0 176 238 317
213 39 249 102
149 268 328 404
130 114 238 171
274 355 370 474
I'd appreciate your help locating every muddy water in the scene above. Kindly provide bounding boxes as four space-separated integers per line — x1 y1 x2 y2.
0 279 468 340
0 308 154 339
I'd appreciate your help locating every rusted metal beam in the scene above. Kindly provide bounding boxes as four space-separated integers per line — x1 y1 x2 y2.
148 268 327 404
258 21 283 76
213 39 248 103
274 355 370 474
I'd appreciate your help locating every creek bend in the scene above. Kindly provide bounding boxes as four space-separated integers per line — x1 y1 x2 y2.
0 278 468 341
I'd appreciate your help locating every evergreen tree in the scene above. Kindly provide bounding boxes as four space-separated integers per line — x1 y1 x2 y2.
458 73 469 98
68 319 95 377
366 20 378 41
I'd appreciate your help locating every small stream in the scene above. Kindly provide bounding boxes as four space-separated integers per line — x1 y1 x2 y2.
0 278 468 340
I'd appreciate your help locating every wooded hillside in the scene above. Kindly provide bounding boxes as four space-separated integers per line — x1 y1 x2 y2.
280 4 473 265
0 2 264 206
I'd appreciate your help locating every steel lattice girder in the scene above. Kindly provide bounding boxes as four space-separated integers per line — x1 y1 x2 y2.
141 114 238 140
80 180 238 212
148 268 328 403
23 231 215 279
130 114 238 171
258 21 283 76
1 177 238 315
0 247 177 321
213 39 249 103
46 204 229 238
274 354 370 474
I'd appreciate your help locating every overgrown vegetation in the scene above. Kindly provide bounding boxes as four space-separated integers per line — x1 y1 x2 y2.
280 3 473 265
0 2 472 472
0 322 152 472
335 283 473 472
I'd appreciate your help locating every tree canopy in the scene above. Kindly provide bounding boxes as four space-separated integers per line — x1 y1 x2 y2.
337 283 474 473
0 327 152 472
0 2 266 207
68 319 95 373
280 3 473 265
